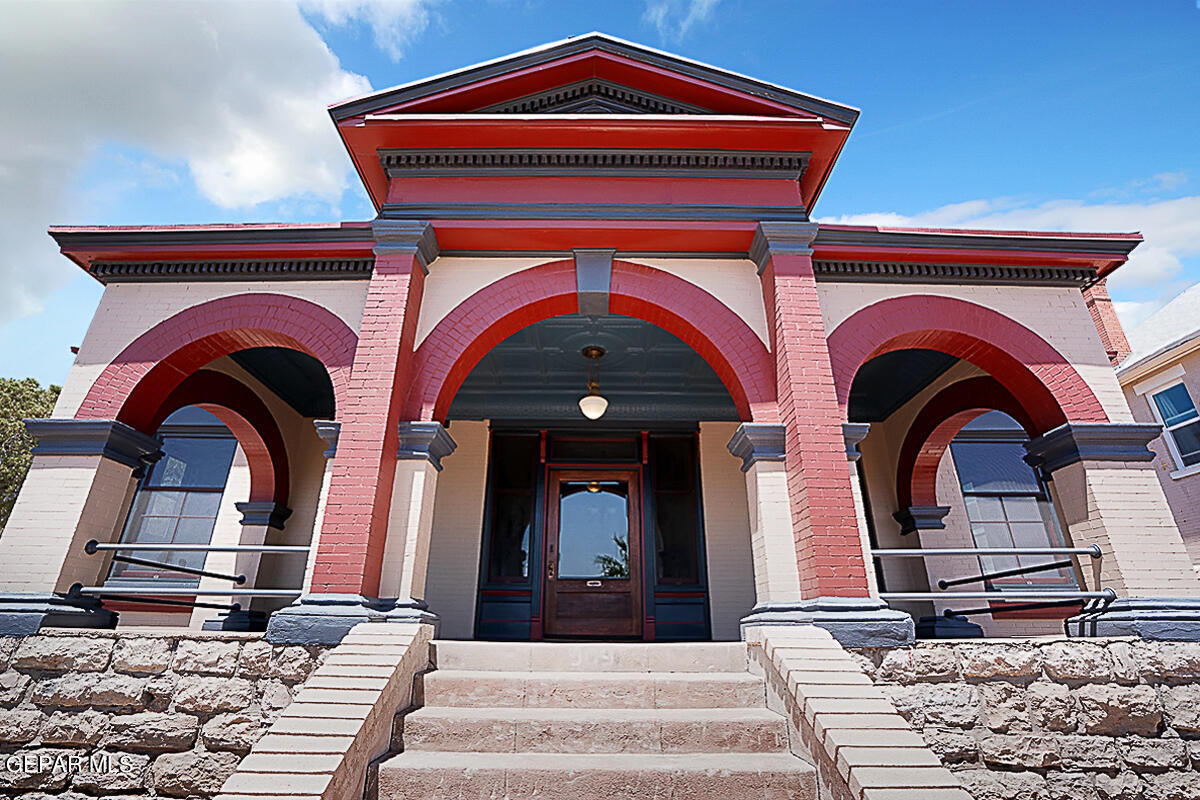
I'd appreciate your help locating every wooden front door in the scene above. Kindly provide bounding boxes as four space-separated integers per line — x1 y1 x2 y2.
544 469 642 638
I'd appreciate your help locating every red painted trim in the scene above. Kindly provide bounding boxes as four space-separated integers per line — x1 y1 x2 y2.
151 370 290 506
895 377 1035 509
77 294 357 435
826 295 1108 435
404 259 774 422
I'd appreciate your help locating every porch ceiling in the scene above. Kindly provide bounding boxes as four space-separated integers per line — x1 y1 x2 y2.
447 314 739 423
848 349 958 423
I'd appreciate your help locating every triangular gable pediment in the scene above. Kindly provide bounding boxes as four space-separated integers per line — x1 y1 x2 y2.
331 33 858 125
476 79 711 115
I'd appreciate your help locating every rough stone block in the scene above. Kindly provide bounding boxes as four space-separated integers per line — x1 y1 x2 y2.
202 711 264 753
0 708 45 743
173 640 240 676
104 712 199 752
1042 642 1113 683
1106 642 1140 684
1135 642 1200 681
70 751 149 794
258 679 292 711
172 676 255 713
1057 735 1122 771
0 671 30 707
237 641 273 677
1027 682 1077 732
1118 737 1188 772
921 728 978 763
877 647 960 684
1076 684 1162 736
957 768 1049 800
956 644 1041 682
31 674 145 709
0 748 73 791
1161 685 1200 734
1140 772 1200 800
143 675 176 712
111 637 173 675
979 734 1060 769
1095 771 1143 800
1046 771 1099 800
267 642 314 681
151 750 240 798
979 682 1029 733
885 684 980 728
39 710 108 745
12 637 113 672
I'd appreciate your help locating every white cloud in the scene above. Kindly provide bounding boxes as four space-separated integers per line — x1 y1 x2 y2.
0 0 433 329
643 0 720 41
302 0 437 61
820 194 1200 307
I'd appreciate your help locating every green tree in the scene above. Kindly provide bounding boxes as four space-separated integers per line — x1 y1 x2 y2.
0 378 61 532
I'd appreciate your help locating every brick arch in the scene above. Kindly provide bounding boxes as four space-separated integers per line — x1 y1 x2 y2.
405 259 775 421
78 293 357 434
896 376 1036 509
827 295 1108 435
151 370 289 506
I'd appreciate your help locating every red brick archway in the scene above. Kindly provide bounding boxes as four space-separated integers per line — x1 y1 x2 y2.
78 294 357 434
151 370 290 506
896 376 1036 509
827 295 1108 434
405 259 776 421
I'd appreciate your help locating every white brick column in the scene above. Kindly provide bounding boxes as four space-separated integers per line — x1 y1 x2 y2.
0 419 160 634
1027 423 1200 639
377 422 456 622
842 423 879 598
301 420 340 594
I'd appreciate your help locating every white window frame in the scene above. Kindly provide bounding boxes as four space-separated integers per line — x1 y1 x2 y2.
1145 378 1200 478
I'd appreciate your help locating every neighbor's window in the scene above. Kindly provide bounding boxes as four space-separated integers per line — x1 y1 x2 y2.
1150 382 1200 470
950 412 1076 590
107 407 237 586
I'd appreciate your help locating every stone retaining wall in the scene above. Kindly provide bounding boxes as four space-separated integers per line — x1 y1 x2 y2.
853 639 1200 800
0 629 330 798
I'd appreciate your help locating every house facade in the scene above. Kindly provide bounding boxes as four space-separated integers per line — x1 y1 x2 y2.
1117 282 1200 575
3 33 1199 647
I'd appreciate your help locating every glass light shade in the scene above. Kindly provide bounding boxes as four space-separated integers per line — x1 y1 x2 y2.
578 392 609 420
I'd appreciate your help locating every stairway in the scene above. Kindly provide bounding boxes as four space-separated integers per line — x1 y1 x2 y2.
374 641 817 799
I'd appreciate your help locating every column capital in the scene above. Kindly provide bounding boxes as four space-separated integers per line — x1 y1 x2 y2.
842 423 870 462
750 221 820 275
727 423 786 472
235 501 292 530
313 419 340 458
397 421 457 471
893 505 952 535
371 219 439 273
25 418 162 471
1024 422 1160 473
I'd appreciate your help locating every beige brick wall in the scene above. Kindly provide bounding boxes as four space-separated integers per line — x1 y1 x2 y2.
55 279 369 419
629 258 770 348
816 282 1133 423
698 422 757 640
1121 352 1200 569
424 421 490 640
0 454 138 593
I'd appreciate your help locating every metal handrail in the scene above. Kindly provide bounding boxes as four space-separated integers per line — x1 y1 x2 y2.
937 559 1073 589
881 589 1117 602
71 584 301 598
872 547 1101 557
872 545 1105 594
105 553 246 585
87 539 308 554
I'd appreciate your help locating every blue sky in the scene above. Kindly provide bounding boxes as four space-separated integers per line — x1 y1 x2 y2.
2 0 1198 386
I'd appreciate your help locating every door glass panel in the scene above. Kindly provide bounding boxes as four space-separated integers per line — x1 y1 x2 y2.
558 480 629 579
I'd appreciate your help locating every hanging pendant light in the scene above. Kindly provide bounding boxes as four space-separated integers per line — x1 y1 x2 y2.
578 345 609 420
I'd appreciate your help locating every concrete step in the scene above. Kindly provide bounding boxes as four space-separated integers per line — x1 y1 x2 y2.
376 751 816 800
419 669 765 709
431 640 747 673
402 706 788 753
